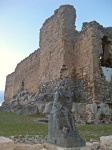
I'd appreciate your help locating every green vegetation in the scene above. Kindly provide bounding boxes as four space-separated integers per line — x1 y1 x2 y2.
0 111 48 137
0 111 112 141
77 124 112 141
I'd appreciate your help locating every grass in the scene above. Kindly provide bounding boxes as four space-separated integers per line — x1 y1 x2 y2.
0 111 48 137
0 111 112 141
77 124 112 141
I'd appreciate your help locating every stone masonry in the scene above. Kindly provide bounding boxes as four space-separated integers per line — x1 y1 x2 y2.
2 5 112 123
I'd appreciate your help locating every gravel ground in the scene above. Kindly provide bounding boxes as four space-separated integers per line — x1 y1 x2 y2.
9 135 47 144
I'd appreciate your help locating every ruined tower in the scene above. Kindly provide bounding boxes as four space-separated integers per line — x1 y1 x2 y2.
3 5 112 123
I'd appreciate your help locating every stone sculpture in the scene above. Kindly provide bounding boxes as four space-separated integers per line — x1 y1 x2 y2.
47 79 85 148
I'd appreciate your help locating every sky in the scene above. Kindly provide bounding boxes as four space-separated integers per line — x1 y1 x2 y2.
0 0 112 97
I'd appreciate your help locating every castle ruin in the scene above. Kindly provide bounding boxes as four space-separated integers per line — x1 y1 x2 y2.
3 5 112 124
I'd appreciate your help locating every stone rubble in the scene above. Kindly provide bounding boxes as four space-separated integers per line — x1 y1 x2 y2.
72 102 112 124
14 143 43 150
2 80 112 124
9 135 47 145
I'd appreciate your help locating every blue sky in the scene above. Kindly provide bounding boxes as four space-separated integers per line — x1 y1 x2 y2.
0 0 112 94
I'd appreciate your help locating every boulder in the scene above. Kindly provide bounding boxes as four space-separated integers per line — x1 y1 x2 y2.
37 103 45 114
21 105 38 115
43 101 53 115
100 135 112 150
98 103 110 115
14 143 43 150
72 103 86 123
0 136 14 150
86 104 97 114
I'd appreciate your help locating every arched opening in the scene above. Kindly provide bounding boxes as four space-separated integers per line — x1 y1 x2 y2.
100 36 112 68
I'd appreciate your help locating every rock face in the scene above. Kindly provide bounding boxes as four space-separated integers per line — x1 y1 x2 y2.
2 86 38 115
2 5 112 122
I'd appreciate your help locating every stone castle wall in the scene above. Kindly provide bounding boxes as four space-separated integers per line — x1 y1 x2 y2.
4 5 76 101
5 49 40 100
5 72 15 100
3 5 112 123
92 25 112 104
73 24 95 103
4 5 112 105
39 5 76 83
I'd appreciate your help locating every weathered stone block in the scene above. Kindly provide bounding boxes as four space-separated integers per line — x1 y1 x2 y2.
86 104 97 114
44 143 96 150
37 103 45 114
0 137 14 149
43 102 53 115
0 148 14 150
100 136 112 150
99 103 110 115
14 143 43 150
40 148 47 150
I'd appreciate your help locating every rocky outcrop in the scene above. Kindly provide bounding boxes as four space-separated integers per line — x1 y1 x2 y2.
2 87 38 115
2 78 112 124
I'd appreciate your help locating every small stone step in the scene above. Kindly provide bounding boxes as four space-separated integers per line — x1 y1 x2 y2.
14 143 43 150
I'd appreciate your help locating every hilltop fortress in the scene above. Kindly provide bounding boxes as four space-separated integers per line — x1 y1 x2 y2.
3 5 112 123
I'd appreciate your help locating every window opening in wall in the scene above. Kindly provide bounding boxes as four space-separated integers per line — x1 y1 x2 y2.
22 81 24 87
21 81 24 90
100 36 112 68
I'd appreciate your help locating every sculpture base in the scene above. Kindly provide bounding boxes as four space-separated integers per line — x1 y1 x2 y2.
44 143 90 150
47 129 85 148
